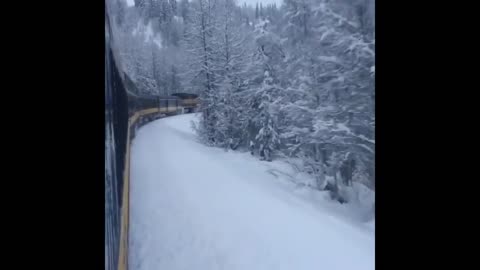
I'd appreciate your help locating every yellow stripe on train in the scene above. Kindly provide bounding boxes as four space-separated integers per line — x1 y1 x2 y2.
117 105 183 270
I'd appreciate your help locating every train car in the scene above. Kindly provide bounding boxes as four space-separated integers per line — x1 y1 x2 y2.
171 92 200 113
105 7 129 270
107 4 199 270
159 95 181 116
127 92 183 136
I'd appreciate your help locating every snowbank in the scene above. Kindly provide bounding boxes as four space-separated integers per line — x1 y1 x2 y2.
129 114 374 270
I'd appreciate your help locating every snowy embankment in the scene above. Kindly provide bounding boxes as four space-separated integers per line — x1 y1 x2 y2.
129 114 374 270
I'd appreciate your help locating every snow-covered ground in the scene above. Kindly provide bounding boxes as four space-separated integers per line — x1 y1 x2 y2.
129 114 375 270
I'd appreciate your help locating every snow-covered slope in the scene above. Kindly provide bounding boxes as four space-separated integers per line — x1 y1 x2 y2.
129 114 374 270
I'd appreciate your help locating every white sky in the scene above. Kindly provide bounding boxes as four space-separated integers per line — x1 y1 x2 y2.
124 0 283 8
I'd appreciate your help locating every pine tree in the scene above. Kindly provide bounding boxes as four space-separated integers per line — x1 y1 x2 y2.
238 20 285 160
213 0 249 149
183 0 221 144
178 0 189 22
279 0 375 193
169 65 181 93
254 70 281 161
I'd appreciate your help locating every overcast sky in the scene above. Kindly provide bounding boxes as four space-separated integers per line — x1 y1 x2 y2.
125 0 283 8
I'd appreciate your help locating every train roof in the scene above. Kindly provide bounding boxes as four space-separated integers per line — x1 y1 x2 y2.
171 93 199 99
128 93 180 100
158 95 180 99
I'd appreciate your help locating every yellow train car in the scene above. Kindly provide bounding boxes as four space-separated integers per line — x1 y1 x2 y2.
171 93 200 113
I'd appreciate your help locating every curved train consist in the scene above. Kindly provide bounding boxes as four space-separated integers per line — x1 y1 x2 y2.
105 8 198 270
124 76 199 138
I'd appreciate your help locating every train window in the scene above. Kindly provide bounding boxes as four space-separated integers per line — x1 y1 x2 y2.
160 99 167 108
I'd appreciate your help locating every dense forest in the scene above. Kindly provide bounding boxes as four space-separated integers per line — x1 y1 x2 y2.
108 0 375 209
